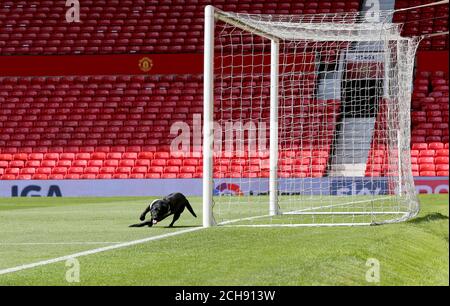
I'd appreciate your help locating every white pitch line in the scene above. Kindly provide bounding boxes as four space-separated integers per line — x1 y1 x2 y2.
223 222 372 228
0 227 203 276
217 198 397 226
0 242 124 246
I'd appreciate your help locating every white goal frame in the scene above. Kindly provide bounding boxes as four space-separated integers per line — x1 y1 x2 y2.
202 5 421 228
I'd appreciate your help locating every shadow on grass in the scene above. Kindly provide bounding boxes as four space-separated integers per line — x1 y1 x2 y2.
408 213 449 224
164 225 202 229
128 224 201 229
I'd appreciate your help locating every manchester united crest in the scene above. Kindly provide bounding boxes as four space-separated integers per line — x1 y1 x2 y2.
138 57 153 72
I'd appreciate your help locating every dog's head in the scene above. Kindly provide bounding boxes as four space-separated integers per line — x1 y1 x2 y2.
149 200 168 224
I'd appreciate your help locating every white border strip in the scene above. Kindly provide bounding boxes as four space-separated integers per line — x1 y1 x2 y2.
0 227 203 276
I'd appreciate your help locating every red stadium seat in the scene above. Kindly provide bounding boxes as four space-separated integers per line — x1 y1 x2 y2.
76 153 91 160
41 160 56 167
107 152 122 160
73 160 88 167
418 157 434 164
138 152 154 159
428 142 445 150
52 167 68 175
420 171 436 176
412 143 428 150
135 160 151 167
112 172 128 179
436 155 449 165
419 150 435 157
149 166 164 174
419 164 435 171
92 152 107 160
161 173 177 179
36 167 52 175
33 174 49 180
100 167 115 174
20 168 36 175
154 152 170 159
180 166 196 173
116 167 131 174
177 173 193 178
57 160 72 167
9 161 24 168
436 149 449 157
164 166 180 174
167 159 182 167
60 153 75 160
123 152 138 160
88 160 103 167
436 164 449 172
14 153 28 161
146 173 161 179
436 171 449 177
85 167 100 174
68 167 84 174
119 159 135 167
104 160 119 167
44 153 59 160
151 159 166 167
0 154 13 162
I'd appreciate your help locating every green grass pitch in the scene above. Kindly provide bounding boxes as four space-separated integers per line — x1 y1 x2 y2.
0 194 448 286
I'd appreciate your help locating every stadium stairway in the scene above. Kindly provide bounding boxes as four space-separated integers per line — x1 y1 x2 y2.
329 117 376 177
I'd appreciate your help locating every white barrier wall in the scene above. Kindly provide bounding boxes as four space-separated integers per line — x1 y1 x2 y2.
0 177 447 197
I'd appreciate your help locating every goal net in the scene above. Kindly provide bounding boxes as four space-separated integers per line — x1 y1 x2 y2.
203 6 420 227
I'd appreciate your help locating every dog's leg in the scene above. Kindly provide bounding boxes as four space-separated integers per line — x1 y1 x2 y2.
129 220 153 228
168 213 181 227
139 205 151 221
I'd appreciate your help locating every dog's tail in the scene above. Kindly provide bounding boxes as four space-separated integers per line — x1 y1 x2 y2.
185 199 197 218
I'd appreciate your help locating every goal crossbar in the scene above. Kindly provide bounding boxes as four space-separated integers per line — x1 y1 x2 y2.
214 9 408 42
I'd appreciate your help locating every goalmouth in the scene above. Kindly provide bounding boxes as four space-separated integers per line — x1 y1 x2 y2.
203 5 423 227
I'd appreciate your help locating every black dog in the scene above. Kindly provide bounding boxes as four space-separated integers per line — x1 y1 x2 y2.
129 193 197 228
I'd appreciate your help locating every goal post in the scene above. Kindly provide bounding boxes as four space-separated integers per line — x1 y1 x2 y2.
203 5 215 227
203 5 420 227
269 39 280 217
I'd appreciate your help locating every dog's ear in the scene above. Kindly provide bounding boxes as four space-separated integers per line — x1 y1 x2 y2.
149 199 158 208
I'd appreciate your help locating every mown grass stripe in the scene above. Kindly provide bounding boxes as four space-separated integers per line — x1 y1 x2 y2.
0 227 203 276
